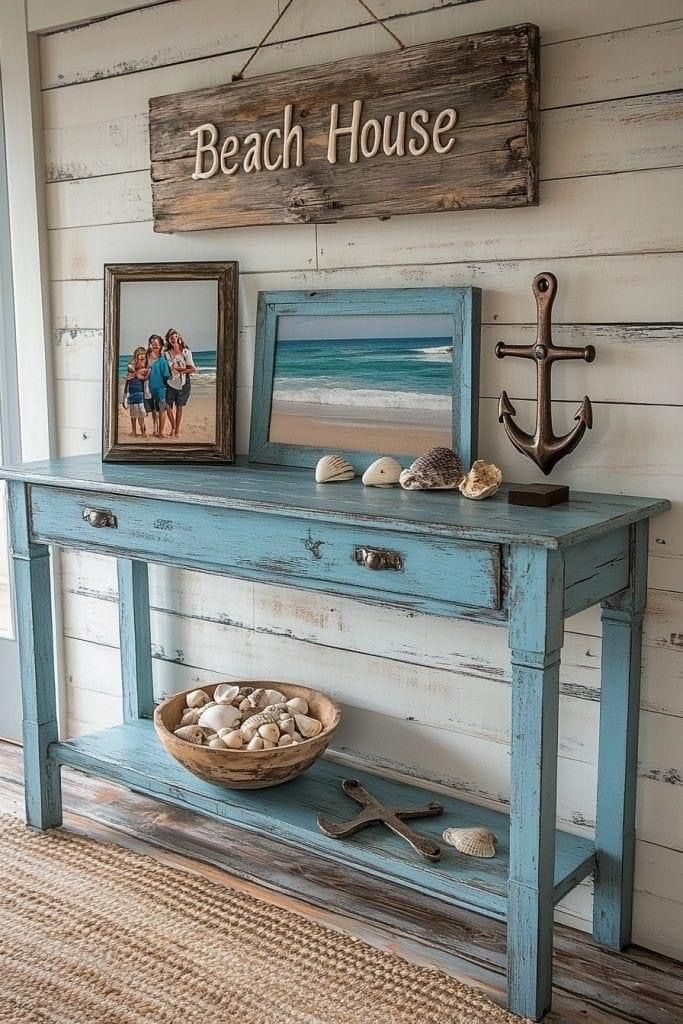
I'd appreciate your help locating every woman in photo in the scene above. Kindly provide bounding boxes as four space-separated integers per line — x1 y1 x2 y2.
146 333 170 437
164 328 196 438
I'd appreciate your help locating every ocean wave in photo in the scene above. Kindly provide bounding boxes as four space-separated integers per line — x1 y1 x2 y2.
272 386 449 410
272 336 453 397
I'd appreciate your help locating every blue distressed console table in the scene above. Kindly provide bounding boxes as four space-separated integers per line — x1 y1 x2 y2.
1 454 669 1020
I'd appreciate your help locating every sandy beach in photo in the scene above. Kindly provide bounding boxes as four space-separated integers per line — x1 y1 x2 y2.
270 400 450 455
117 387 216 445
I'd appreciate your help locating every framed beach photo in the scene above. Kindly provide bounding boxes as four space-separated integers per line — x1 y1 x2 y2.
249 288 480 471
102 261 238 463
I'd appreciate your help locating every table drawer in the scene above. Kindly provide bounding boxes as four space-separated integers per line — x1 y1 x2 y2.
29 486 501 613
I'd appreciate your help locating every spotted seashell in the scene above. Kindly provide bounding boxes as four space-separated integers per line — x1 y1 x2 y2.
442 826 497 858
173 725 205 745
361 456 402 488
315 455 355 483
240 706 286 739
458 460 503 500
399 447 465 490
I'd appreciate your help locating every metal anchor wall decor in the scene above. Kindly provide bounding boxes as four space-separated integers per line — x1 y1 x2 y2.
496 272 595 475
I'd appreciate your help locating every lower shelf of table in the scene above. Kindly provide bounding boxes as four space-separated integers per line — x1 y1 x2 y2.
50 719 595 923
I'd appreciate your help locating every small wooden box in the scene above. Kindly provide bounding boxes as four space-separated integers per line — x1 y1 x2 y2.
508 483 570 508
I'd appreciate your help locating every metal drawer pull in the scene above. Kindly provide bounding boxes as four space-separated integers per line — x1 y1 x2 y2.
82 507 118 529
354 546 403 571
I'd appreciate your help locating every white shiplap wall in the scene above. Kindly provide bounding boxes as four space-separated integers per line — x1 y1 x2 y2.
38 0 683 959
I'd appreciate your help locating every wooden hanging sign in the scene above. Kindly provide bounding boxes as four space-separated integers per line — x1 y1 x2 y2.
149 23 539 232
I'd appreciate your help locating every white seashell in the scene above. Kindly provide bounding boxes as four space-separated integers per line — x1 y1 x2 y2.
185 689 210 708
291 732 303 743
442 826 497 858
399 447 465 490
180 707 201 726
208 736 226 749
278 733 294 746
218 729 244 749
258 723 281 744
246 735 264 751
261 739 276 749
213 683 241 705
315 455 355 483
247 688 285 711
294 713 322 739
198 703 241 733
240 707 285 739
361 456 402 488
285 697 309 716
173 725 205 745
279 716 296 736
458 460 503 501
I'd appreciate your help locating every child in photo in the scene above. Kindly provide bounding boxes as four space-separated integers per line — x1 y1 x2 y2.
122 346 149 437
146 334 170 437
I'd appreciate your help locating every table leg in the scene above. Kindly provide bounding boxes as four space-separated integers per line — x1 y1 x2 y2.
593 520 648 949
7 481 62 829
117 559 154 721
507 545 564 1021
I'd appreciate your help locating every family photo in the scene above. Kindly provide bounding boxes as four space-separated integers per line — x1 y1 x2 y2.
116 279 218 445
269 312 455 456
103 263 238 463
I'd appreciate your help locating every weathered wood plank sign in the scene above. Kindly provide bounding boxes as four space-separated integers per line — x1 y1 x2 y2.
149 23 539 232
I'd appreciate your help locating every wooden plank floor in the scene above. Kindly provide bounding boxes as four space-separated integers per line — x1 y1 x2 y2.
0 740 680 1024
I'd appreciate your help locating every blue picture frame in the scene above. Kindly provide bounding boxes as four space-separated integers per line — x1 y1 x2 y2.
249 287 481 472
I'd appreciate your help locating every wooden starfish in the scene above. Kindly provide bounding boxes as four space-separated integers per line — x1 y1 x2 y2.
317 778 444 862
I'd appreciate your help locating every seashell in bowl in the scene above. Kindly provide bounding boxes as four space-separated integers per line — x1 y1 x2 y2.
315 455 355 483
442 826 497 858
399 447 465 490
173 725 206 745
294 713 323 739
197 703 241 733
248 687 286 711
185 688 211 709
213 683 241 705
240 706 285 739
285 697 308 716
459 460 503 500
361 456 402 488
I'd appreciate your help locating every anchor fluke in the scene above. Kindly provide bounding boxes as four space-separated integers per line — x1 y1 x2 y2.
575 395 593 429
497 390 516 422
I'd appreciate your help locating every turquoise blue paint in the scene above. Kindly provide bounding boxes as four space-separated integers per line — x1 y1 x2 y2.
0 453 670 1021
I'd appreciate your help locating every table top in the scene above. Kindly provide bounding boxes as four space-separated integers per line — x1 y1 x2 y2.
1 453 669 549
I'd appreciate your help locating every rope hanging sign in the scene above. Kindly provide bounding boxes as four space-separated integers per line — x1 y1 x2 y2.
149 18 539 232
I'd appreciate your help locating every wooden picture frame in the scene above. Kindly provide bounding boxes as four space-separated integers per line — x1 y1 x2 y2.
249 287 480 472
103 261 238 463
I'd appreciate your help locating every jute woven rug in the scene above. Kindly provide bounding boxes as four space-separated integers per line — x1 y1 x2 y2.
0 814 526 1024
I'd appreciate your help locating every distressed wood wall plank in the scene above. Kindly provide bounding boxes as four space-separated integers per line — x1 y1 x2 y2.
38 1 683 90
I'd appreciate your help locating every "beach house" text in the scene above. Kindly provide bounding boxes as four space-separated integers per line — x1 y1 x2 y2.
190 100 458 179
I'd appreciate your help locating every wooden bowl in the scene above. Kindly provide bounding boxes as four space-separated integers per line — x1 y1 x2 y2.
154 681 341 789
